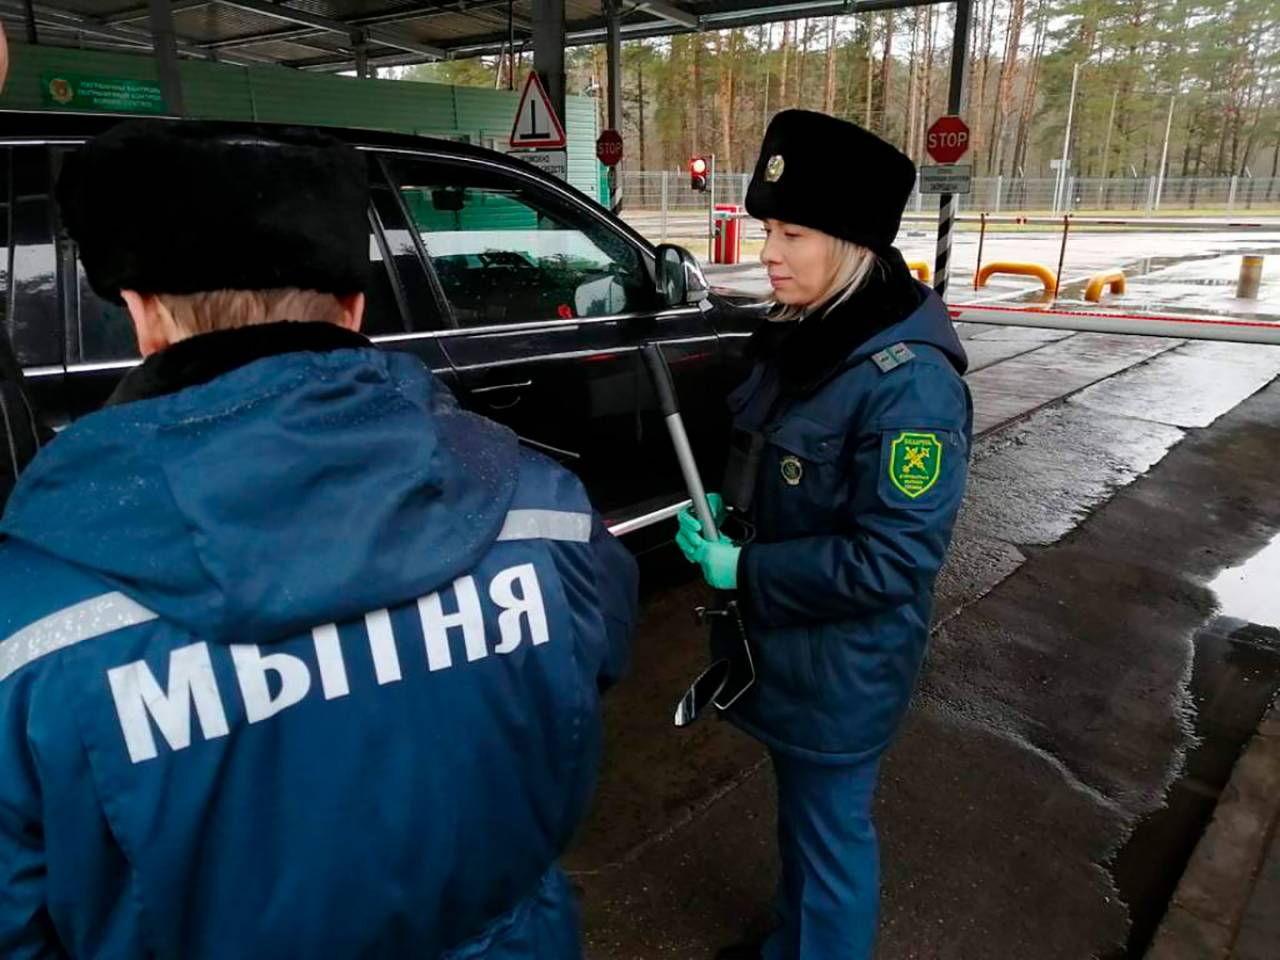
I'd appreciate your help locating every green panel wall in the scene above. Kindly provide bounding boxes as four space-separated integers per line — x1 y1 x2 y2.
1 43 602 200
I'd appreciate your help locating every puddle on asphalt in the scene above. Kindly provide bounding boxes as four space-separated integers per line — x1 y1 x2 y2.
1208 536 1280 628
1107 534 1280 958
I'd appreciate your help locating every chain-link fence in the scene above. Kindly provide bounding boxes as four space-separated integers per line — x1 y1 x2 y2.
620 171 1280 215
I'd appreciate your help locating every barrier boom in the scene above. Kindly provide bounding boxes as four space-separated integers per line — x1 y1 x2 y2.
948 303 1280 345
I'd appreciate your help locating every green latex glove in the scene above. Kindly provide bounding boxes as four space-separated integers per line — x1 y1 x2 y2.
675 497 741 590
674 495 724 555
683 493 725 530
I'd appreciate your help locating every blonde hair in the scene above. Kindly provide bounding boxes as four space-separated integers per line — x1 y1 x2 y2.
156 288 349 338
770 237 881 322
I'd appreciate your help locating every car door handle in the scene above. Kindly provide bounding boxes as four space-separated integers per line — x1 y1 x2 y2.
471 380 533 395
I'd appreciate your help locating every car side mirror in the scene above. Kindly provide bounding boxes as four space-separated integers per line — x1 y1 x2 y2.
655 244 710 308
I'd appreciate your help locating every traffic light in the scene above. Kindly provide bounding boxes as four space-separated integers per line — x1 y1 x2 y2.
689 156 709 192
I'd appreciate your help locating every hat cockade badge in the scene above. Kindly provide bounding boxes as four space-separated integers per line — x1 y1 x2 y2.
765 154 786 182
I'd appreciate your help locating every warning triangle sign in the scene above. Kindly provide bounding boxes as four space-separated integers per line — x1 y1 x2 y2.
509 72 567 150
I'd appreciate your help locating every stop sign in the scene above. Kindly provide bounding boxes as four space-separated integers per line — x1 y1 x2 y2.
596 129 623 167
926 115 970 164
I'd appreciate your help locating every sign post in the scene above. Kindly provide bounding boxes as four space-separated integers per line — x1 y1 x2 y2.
507 72 568 182
707 154 717 262
925 114 972 299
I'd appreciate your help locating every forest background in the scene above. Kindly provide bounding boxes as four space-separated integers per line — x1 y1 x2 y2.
394 0 1279 182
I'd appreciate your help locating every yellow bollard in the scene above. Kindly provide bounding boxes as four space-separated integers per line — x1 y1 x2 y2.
906 261 932 283
1084 271 1127 303
976 262 1058 295
1237 255 1263 300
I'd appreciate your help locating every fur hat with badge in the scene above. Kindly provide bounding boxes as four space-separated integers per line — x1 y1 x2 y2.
746 109 916 253
56 119 370 305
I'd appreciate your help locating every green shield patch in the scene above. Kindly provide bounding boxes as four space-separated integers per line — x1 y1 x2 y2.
888 431 943 499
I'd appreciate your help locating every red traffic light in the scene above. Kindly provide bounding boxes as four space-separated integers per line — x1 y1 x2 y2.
690 155 709 192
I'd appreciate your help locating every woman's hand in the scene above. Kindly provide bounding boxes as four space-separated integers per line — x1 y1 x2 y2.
675 497 741 590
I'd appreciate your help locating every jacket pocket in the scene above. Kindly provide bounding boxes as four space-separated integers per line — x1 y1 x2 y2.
761 414 847 516
753 621 821 702
767 413 844 464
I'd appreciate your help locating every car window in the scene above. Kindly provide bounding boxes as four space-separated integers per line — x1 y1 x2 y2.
71 211 406 363
368 172 445 332
382 156 652 328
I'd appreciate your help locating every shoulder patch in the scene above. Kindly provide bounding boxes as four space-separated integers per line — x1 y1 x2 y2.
887 431 943 498
871 343 915 374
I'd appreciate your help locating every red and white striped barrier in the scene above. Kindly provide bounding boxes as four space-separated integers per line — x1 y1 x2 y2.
905 214 1280 231
948 303 1280 345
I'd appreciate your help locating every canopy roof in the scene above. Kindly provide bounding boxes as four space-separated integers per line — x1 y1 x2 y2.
0 0 941 71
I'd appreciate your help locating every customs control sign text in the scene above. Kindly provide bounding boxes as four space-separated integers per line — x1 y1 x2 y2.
919 164 973 195
508 149 567 182
41 73 167 115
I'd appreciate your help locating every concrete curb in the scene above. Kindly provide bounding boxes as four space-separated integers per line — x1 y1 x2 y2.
1145 701 1280 959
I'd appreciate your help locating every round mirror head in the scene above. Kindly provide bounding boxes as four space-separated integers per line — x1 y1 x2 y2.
658 245 686 306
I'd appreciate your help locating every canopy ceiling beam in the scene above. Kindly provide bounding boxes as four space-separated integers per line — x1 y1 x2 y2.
215 0 447 59
632 0 697 29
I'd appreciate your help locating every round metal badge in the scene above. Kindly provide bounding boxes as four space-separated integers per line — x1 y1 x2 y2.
780 455 803 486
765 154 785 182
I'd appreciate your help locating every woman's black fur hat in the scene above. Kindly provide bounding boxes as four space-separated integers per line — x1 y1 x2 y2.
56 119 371 305
746 110 916 252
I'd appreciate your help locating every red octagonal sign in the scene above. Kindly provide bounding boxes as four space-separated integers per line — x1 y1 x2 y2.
926 115 970 165
596 129 624 167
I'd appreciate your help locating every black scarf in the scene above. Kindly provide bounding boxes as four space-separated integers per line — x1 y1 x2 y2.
106 321 372 407
748 246 925 395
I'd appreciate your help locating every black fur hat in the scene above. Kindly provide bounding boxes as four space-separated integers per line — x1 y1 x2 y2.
56 120 370 305
746 110 916 252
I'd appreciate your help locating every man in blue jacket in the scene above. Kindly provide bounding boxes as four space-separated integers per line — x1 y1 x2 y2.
0 120 637 959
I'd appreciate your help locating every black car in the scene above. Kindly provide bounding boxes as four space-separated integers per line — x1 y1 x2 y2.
0 112 763 543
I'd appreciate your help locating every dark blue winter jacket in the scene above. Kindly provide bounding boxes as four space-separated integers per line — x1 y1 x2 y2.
0 323 637 959
726 271 971 763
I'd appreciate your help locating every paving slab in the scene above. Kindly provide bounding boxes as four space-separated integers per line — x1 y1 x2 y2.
1165 736 1280 924
1072 341 1280 428
1145 703 1280 960
963 335 1068 372
966 333 1181 434
964 403 1185 546
1231 815 1280 959
970 327 1077 342
1147 904 1236 960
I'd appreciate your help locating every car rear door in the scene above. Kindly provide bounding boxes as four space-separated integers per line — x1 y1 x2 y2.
375 149 723 521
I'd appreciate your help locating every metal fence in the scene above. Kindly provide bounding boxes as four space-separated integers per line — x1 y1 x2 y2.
620 172 1280 215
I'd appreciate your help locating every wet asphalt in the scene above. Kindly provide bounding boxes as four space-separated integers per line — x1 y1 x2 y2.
566 301 1280 957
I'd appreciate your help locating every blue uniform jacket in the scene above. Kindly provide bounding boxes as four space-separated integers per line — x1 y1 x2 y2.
0 332 637 959
727 286 971 763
